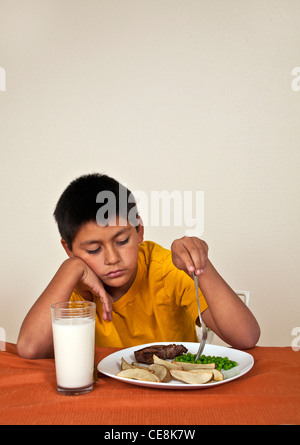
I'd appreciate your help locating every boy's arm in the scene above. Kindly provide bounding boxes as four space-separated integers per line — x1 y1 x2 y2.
171 237 260 349
17 257 112 359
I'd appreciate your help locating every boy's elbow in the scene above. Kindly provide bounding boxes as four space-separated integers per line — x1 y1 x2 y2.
17 339 38 359
17 341 34 359
239 325 261 350
17 338 52 359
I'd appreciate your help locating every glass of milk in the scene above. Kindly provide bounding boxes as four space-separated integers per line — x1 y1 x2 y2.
51 301 96 395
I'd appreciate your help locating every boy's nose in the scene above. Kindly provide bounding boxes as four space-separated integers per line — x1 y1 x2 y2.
104 246 121 265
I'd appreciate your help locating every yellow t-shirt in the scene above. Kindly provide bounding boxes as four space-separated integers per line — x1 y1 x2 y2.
70 241 208 348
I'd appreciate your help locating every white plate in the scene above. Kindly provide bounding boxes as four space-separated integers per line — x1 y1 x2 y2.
97 342 254 389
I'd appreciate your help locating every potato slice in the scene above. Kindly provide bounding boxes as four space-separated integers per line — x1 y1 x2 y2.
148 364 172 383
190 369 223 381
170 369 213 384
211 369 223 381
121 358 151 371
116 368 160 382
131 362 152 369
153 354 183 370
121 357 134 370
172 361 216 370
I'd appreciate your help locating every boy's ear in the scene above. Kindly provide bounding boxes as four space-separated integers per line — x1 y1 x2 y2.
137 217 144 243
61 239 73 258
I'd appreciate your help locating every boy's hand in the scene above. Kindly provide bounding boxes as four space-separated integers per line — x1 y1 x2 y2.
75 261 113 321
171 236 209 276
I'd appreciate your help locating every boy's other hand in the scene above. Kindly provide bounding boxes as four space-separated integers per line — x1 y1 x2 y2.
171 236 209 276
75 261 113 321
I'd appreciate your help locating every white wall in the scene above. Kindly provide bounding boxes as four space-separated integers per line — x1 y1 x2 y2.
0 0 299 346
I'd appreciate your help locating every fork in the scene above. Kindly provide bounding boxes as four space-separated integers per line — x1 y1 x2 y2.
193 273 208 360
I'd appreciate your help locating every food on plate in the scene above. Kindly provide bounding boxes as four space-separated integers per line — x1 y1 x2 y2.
175 353 238 372
191 368 223 381
121 357 146 370
148 363 171 383
153 354 184 370
172 360 216 370
116 367 161 382
119 357 171 383
169 361 224 381
221 366 240 379
134 344 188 364
170 369 213 384
115 346 240 385
121 357 134 370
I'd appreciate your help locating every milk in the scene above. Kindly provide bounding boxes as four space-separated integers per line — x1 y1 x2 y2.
52 317 95 390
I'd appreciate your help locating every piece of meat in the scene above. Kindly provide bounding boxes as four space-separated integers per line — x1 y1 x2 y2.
134 344 188 364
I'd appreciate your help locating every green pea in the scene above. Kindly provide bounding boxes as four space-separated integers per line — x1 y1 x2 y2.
174 352 238 370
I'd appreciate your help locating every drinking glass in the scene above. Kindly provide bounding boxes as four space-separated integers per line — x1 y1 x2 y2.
51 301 96 395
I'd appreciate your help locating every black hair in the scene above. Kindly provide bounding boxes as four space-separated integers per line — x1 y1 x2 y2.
53 173 138 249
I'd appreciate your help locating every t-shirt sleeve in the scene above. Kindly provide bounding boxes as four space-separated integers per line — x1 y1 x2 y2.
161 252 208 322
69 289 86 301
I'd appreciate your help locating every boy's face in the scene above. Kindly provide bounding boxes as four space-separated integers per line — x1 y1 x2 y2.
63 216 144 300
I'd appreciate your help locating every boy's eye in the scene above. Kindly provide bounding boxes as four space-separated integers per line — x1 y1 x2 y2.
117 237 129 246
87 247 101 255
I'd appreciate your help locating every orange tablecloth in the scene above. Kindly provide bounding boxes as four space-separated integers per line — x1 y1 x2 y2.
0 343 299 425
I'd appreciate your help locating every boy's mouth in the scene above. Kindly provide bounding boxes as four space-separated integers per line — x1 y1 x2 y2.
105 269 125 278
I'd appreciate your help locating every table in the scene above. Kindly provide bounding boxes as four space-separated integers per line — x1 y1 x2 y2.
0 343 299 425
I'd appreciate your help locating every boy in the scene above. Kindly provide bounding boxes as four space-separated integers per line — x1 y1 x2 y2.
17 173 260 359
